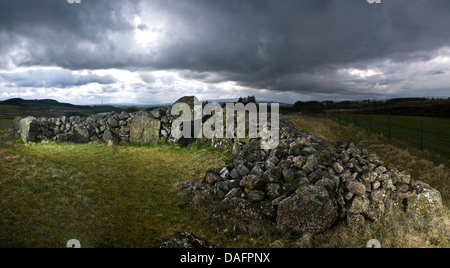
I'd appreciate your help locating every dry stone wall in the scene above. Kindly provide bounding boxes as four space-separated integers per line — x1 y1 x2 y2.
12 106 177 145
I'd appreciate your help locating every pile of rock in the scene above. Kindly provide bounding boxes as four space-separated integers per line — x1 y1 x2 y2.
183 118 443 234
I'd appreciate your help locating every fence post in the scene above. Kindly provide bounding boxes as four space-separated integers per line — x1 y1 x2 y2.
421 120 424 151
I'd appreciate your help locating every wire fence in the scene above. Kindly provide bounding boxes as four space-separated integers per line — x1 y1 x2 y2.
325 112 450 159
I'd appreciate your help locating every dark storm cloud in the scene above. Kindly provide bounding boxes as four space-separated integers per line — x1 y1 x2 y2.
1 0 450 97
0 0 134 69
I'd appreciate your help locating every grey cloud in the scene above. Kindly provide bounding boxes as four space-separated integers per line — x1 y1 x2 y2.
0 69 117 88
1 0 450 99
137 24 149 31
140 73 156 84
430 70 446 76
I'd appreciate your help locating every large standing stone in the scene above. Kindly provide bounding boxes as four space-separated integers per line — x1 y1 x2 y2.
130 112 161 144
277 185 338 234
18 116 40 143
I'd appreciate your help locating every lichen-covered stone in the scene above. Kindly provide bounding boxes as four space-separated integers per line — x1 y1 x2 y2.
406 187 443 215
262 167 282 183
346 181 366 195
130 112 161 144
217 197 263 222
348 195 370 214
245 189 266 202
266 183 283 200
277 186 338 234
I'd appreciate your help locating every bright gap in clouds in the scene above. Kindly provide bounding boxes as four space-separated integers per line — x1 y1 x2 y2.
134 16 159 48
344 68 382 78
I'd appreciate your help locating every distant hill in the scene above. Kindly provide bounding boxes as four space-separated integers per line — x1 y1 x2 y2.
282 97 450 118
0 97 294 119
0 98 88 109
0 98 130 119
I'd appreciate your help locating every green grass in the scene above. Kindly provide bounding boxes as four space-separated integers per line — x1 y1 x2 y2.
0 132 231 248
327 113 450 159
0 119 13 124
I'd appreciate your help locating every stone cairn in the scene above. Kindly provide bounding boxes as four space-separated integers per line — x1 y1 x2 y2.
11 99 443 235
182 117 443 234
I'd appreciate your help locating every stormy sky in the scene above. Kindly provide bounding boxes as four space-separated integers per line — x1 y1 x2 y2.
1 0 450 105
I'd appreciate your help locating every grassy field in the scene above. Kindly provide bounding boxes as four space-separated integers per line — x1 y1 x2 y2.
0 116 449 248
327 113 450 159
0 120 230 248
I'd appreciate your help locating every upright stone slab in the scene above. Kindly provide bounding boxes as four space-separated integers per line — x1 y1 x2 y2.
18 116 40 143
130 111 161 144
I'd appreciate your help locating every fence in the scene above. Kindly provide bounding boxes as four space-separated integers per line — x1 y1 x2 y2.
325 112 450 159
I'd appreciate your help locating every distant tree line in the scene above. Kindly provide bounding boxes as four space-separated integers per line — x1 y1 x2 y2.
238 96 256 105
281 97 450 118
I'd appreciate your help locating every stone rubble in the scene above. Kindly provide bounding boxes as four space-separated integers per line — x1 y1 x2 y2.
182 117 443 234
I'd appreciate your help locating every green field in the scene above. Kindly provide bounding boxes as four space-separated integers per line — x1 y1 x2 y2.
0 124 230 248
327 113 450 159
